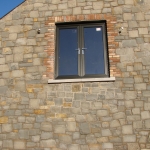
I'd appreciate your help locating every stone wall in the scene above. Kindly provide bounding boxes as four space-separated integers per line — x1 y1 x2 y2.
0 0 150 149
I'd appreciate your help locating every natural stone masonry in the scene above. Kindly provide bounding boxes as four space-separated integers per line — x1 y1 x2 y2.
0 0 150 149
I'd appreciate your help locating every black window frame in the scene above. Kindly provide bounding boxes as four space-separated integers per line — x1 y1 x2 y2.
55 20 110 79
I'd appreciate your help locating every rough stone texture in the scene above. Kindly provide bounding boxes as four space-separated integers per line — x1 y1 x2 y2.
0 0 150 149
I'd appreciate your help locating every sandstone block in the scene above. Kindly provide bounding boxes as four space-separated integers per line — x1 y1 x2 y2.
141 111 150 120
14 141 26 149
138 28 148 34
29 99 40 109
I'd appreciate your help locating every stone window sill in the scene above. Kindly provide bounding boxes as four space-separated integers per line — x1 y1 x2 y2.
48 77 115 84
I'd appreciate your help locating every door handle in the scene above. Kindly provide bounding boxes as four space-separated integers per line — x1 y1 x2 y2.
82 48 87 54
75 48 80 54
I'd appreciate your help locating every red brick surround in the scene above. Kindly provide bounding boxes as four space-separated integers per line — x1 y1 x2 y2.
43 14 121 80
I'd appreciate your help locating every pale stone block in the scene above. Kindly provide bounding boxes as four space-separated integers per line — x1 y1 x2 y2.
125 0 134 4
125 100 134 108
133 121 142 129
138 28 148 34
54 125 65 133
141 111 150 120
132 108 140 115
122 125 133 134
135 12 145 20
2 47 12 54
129 30 138 37
97 110 108 117
2 124 12 132
0 58 5 65
3 140 13 148
16 38 27 45
9 25 23 33
93 1 103 9
58 3 67 9
68 0 76 7
68 144 80 150
110 120 120 128
9 33 17 40
34 3 44 7
123 13 132 20
73 7 81 15
40 140 56 148
113 112 125 119
123 135 136 142
41 122 52 131
134 83 146 90
14 53 23 62
128 143 140 150
145 119 150 128
67 122 76 131
63 9 72 15
27 39 37 45
30 11 39 17
29 99 40 109
0 64 9 72
33 58 41 65
14 141 26 149
102 143 113 149
101 129 112 136
32 135 40 142
11 70 24 78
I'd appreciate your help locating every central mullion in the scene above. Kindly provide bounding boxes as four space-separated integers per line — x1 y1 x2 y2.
79 26 85 77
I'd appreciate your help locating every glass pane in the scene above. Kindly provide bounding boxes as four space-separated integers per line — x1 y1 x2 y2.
83 26 105 75
58 28 78 76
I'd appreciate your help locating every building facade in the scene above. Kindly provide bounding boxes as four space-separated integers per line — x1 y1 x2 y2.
0 0 150 149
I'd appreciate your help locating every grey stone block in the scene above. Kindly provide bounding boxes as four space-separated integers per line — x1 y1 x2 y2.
3 140 13 148
123 135 136 142
79 123 91 134
86 94 97 101
36 115 45 122
74 93 85 100
59 134 72 144
41 132 53 139
122 40 137 47
133 121 142 129
19 130 29 139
